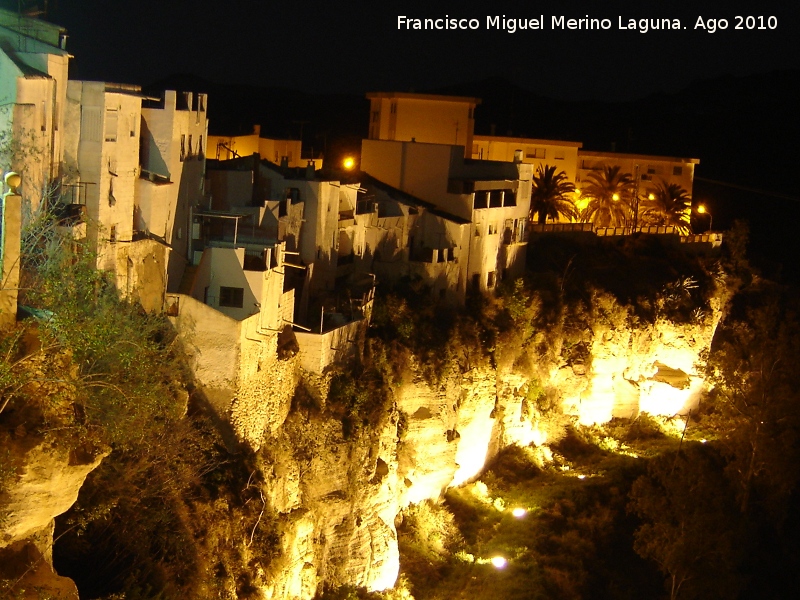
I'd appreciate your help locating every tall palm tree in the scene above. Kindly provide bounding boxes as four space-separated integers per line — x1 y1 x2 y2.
529 165 578 225
640 181 692 234
580 165 634 228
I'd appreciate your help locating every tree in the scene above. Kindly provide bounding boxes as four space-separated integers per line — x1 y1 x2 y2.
529 165 578 225
580 165 634 228
640 181 693 234
628 445 744 600
704 282 800 518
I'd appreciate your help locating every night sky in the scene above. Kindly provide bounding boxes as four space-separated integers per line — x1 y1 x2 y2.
24 0 798 101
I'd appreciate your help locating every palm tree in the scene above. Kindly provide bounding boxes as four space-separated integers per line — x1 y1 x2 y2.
640 181 692 234
529 165 578 225
580 165 634 228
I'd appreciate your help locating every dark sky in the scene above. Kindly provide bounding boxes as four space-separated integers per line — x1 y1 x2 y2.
25 0 797 100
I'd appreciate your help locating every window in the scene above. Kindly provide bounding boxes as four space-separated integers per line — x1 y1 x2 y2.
198 135 204 158
554 150 565 160
278 199 288 217
488 222 497 235
130 114 136 137
286 187 301 204
473 191 489 210
647 166 657 174
105 109 118 142
525 147 546 159
503 190 516 206
489 190 503 208
371 111 379 123
109 225 117 243
188 135 194 158
180 134 186 161
487 271 496 288
673 166 683 176
219 287 244 308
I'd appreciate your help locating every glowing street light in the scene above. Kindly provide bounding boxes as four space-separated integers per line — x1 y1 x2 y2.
491 556 508 569
511 507 527 518
342 156 356 170
696 204 712 232
612 193 620 201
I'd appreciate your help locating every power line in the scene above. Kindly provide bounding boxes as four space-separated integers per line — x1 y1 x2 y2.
695 177 799 202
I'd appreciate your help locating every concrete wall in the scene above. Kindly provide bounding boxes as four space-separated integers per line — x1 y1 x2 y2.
139 90 208 291
113 238 168 313
295 319 365 373
361 139 473 220
168 293 240 391
368 94 476 151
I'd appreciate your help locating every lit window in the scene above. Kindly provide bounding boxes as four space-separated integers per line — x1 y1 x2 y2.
219 287 244 308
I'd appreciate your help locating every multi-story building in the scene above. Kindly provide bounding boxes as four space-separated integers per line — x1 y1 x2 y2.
471 135 583 183
137 90 209 291
576 149 698 196
361 92 532 293
366 91 479 152
0 8 69 213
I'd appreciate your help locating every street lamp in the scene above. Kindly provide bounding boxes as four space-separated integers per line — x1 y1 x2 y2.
342 156 355 170
696 204 712 232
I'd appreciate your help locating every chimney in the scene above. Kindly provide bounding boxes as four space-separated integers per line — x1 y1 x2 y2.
305 160 316 179
513 149 523 163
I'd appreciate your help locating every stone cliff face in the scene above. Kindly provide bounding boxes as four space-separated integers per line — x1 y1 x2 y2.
1 299 721 599
243 303 721 599
0 436 107 599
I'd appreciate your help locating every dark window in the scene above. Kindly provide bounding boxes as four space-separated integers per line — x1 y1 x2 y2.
473 191 489 210
503 190 516 206
489 190 503 208
180 134 186 161
219 286 244 308
286 187 301 204
109 225 117 243
278 199 288 217
673 166 683 176
487 271 496 288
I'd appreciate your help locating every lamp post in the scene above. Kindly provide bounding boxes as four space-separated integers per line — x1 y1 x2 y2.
696 204 712 232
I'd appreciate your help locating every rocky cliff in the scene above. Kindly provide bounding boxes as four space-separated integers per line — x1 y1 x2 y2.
233 297 721 599
1 435 107 599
